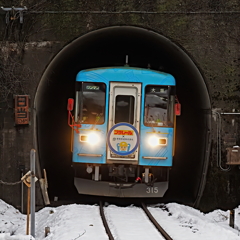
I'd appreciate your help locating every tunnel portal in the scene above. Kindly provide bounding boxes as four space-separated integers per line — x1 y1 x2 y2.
35 26 211 206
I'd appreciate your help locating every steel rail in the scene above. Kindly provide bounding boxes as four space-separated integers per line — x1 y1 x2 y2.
141 202 173 240
99 201 114 240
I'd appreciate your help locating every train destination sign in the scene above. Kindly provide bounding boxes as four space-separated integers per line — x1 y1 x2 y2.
107 123 139 156
146 85 168 94
83 82 105 92
86 85 100 90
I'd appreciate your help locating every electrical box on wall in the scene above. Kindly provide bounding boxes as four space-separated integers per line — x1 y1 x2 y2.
226 146 240 165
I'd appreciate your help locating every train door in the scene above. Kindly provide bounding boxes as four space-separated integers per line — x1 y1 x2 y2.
107 82 141 162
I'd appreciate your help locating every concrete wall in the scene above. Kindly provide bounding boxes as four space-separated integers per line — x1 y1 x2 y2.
0 0 240 212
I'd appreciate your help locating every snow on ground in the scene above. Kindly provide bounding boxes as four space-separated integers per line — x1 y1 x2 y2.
0 199 240 240
149 203 240 240
104 204 163 239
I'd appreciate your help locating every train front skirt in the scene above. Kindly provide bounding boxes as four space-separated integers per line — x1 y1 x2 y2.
74 177 168 198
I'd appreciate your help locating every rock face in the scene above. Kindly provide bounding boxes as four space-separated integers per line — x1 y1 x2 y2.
0 1 240 212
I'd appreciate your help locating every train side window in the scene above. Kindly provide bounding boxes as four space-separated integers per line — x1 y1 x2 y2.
79 82 106 124
115 95 135 124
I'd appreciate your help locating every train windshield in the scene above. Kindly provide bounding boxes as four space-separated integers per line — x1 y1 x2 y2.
77 82 106 124
144 85 174 127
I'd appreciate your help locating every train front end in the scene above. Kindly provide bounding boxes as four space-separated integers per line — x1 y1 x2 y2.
67 67 178 198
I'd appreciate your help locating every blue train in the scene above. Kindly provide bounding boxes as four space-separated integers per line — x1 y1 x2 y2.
67 66 179 197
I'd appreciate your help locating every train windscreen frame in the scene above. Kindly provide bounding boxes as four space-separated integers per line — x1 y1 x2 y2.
144 85 174 127
76 82 106 125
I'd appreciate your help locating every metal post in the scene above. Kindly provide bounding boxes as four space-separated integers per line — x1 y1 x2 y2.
30 149 36 237
26 187 30 235
21 172 23 213
19 165 24 213
45 227 50 237
229 209 235 228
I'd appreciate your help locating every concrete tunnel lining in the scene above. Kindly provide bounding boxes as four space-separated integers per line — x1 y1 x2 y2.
34 26 211 205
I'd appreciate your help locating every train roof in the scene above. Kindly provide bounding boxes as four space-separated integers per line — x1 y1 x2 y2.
76 67 176 86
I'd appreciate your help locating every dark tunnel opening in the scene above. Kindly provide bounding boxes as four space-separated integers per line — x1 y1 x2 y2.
35 26 211 206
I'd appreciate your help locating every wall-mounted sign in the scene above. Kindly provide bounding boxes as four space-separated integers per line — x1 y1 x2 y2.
107 123 139 156
14 95 30 125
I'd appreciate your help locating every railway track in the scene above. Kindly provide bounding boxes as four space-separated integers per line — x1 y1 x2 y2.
100 201 114 240
99 201 173 240
141 202 173 240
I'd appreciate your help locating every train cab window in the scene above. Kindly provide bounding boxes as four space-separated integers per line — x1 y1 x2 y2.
78 82 106 124
144 85 174 127
115 95 135 124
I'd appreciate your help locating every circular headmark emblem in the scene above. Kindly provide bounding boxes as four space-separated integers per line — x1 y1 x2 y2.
107 123 139 156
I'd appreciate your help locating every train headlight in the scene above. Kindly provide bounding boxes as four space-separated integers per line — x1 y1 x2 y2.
88 132 100 145
148 136 159 147
79 132 100 145
148 136 168 147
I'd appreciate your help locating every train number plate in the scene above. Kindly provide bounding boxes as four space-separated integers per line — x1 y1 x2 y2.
146 187 158 194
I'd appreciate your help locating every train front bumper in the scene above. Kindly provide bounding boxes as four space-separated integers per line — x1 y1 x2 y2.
74 177 168 198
